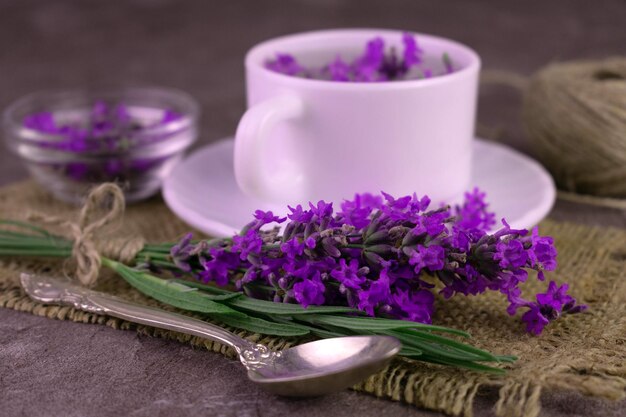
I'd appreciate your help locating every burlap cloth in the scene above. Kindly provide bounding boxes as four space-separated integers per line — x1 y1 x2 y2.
0 180 624 417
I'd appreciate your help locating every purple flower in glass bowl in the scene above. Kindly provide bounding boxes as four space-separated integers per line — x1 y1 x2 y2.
3 88 199 204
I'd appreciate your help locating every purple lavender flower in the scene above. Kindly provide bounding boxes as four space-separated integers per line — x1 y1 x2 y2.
170 232 194 272
199 248 238 286
379 32 424 79
24 112 58 133
253 210 286 227
330 258 367 290
402 32 422 67
327 56 352 81
409 245 446 273
265 53 305 76
416 211 448 237
353 37 386 81
357 268 391 315
362 37 385 66
280 237 306 259
453 188 496 232
536 281 574 310
288 204 314 223
171 188 584 335
381 192 430 222
528 227 558 278
494 239 529 269
231 229 263 261
162 109 181 123
392 289 434 323
338 193 381 229
293 272 326 308
309 200 334 218
507 278 587 333
521 305 550 335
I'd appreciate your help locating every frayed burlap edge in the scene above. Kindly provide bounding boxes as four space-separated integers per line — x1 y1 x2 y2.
1 180 625 417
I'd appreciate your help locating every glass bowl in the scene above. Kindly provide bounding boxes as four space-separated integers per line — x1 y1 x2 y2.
2 88 199 204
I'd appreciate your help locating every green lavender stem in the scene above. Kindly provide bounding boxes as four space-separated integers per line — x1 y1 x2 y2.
0 220 516 373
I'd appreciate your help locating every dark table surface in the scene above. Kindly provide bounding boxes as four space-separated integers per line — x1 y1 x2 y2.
1 1 625 416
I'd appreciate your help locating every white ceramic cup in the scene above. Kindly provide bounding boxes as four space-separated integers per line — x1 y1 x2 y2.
235 29 480 206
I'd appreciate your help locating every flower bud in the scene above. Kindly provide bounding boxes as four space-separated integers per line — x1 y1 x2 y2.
365 230 389 244
365 244 393 255
402 230 422 246
322 238 342 257
278 277 289 290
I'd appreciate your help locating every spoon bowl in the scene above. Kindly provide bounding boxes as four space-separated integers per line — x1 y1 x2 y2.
249 336 401 396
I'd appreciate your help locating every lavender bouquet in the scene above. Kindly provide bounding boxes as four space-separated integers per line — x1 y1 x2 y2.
0 188 585 373
166 188 585 336
266 32 454 82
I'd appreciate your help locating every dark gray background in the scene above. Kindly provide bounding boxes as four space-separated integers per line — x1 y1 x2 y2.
1 1 625 416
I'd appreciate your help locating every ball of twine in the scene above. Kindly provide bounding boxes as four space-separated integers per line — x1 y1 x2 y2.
522 57 626 198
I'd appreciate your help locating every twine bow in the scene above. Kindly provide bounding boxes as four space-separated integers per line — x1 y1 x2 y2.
28 183 145 287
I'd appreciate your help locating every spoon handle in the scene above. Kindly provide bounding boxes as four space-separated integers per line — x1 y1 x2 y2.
19 273 252 354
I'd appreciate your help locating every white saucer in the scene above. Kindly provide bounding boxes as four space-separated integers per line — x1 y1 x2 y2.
163 138 556 237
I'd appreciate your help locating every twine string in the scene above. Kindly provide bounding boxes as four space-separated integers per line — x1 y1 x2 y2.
28 183 145 286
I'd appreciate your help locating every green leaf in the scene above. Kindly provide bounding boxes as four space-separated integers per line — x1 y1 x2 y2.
282 317 353 339
419 355 505 374
396 328 499 362
495 355 518 363
103 259 244 317
173 279 361 315
0 239 71 249
399 346 424 357
0 249 72 257
227 297 360 316
171 279 233 295
308 327 344 339
298 314 470 337
163 281 242 301
385 330 487 362
0 220 61 238
211 314 310 336
381 330 498 362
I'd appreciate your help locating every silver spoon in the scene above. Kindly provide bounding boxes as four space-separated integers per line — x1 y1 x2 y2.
20 273 401 397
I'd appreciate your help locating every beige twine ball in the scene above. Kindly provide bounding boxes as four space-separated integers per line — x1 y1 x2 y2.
522 57 626 198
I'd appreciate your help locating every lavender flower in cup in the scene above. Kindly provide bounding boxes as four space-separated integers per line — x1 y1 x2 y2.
169 188 585 335
265 32 455 82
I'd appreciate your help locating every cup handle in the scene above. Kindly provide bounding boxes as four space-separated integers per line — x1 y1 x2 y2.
234 95 305 202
